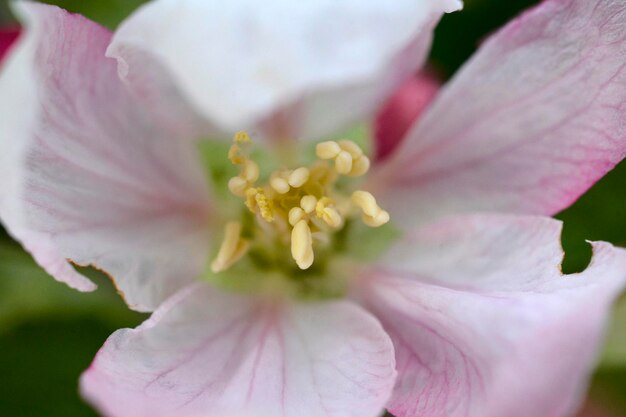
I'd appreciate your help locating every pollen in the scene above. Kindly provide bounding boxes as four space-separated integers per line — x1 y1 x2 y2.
210 132 390 272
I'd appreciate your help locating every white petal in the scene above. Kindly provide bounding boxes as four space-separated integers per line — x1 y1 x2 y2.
81 283 396 417
0 3 212 311
358 213 626 417
108 0 461 140
374 0 626 226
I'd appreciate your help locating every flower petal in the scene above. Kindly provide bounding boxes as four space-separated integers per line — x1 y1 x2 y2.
0 3 212 311
375 0 626 225
357 214 626 417
81 283 396 417
108 0 461 140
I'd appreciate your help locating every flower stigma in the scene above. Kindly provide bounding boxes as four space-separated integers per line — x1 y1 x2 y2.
209 132 390 280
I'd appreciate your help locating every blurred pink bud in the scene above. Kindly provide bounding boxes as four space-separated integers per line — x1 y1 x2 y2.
374 71 439 161
0 27 19 61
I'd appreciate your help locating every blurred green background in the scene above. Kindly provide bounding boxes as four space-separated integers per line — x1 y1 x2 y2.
0 0 624 416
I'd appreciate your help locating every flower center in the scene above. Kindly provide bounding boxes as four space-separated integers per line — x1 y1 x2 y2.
210 132 390 274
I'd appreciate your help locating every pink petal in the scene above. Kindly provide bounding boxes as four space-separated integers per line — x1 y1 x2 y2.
374 71 440 162
356 214 626 417
0 3 212 311
374 0 626 225
0 27 19 61
107 0 461 140
81 283 396 417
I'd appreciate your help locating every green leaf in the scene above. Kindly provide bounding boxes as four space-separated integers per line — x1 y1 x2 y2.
555 161 626 368
0 318 118 417
40 0 149 28
0 243 143 335
600 296 626 368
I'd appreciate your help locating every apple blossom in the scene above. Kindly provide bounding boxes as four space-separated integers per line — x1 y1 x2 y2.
1 1 626 417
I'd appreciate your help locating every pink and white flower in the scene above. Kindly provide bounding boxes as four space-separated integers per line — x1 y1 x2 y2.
1 1 625 417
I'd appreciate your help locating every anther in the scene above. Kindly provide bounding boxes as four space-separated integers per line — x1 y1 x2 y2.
245 187 274 222
288 167 310 188
348 155 370 177
300 195 317 214
312 197 341 228
338 140 363 159
211 221 249 273
288 207 305 226
351 191 390 228
314 197 333 216
255 191 274 222
234 131 251 143
335 151 353 175
291 219 314 269
362 210 390 228
351 191 379 217
321 207 342 228
228 144 244 164
245 188 259 212
270 176 290 194
228 176 248 196
316 141 342 160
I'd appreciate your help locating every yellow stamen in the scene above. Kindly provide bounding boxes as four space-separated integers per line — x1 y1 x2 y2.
351 191 378 217
211 221 249 273
234 131 251 143
314 196 333 217
334 150 353 175
316 139 369 176
316 141 342 160
288 167 310 188
351 190 389 228
288 207 305 226
362 210 390 228
227 132 259 195
255 190 274 222
338 140 363 159
270 175 290 194
216 134 390 272
348 155 370 177
228 176 248 196
300 195 317 214
228 144 244 164
245 187 259 212
291 219 314 269
321 207 342 228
